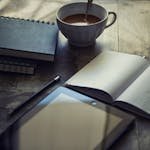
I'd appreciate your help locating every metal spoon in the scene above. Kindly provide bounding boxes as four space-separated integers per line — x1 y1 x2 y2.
84 0 93 22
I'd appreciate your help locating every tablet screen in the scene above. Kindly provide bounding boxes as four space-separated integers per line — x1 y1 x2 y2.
11 92 123 150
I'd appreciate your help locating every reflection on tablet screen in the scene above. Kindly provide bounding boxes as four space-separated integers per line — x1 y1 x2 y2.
11 93 122 150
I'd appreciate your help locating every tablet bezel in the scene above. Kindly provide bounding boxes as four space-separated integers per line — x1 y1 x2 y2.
8 86 135 150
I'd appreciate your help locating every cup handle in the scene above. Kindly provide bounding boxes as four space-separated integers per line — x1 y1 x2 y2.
105 11 117 28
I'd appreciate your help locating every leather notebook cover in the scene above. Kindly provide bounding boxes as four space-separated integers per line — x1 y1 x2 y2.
0 55 36 75
0 16 58 62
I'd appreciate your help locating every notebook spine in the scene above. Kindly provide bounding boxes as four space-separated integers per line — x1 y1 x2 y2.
0 16 54 25
0 56 37 75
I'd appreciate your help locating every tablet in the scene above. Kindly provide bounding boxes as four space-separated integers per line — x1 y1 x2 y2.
7 87 134 150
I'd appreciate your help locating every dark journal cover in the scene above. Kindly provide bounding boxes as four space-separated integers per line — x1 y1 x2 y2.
0 16 58 62
0 55 36 74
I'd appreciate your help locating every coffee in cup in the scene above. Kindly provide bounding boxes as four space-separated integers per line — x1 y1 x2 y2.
62 14 101 26
56 2 117 47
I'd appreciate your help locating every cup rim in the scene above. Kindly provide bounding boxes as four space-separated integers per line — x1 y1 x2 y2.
56 2 108 27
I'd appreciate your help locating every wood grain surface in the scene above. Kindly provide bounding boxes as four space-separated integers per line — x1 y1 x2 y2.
0 0 150 150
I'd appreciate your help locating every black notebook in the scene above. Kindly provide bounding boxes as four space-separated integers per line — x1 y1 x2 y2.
0 16 58 62
0 56 36 74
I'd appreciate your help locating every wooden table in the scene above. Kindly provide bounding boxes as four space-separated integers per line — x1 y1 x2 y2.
0 0 150 149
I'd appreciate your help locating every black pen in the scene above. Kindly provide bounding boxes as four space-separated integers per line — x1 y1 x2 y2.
10 75 60 116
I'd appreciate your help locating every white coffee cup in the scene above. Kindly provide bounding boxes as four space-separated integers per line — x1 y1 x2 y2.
56 2 117 47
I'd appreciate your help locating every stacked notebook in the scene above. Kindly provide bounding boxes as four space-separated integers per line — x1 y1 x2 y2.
0 56 36 75
0 16 58 74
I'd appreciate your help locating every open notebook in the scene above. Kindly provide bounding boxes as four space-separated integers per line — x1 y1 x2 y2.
66 50 150 119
